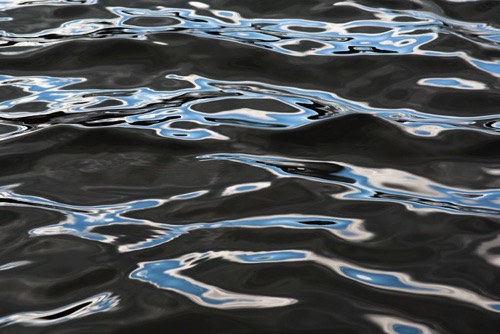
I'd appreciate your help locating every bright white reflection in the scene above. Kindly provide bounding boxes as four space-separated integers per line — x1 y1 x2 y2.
0 261 30 271
418 78 487 90
0 292 119 327
222 182 271 196
367 314 437 334
131 249 500 312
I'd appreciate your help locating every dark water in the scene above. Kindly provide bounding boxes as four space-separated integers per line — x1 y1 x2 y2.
0 0 499 333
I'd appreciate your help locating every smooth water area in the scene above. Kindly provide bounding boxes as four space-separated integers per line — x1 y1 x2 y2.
0 1 499 333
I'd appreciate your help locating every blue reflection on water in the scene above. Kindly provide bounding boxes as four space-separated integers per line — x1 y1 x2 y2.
2 179 498 312
131 250 299 308
0 0 498 328
0 184 369 250
418 78 486 90
0 292 118 327
200 154 500 216
0 74 498 143
341 267 435 291
392 324 423 334
235 250 307 263
0 0 97 11
130 249 500 312
0 260 30 271
134 260 209 297
1 2 498 69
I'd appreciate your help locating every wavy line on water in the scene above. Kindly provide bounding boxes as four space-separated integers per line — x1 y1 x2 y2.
417 77 487 90
335 1 500 49
199 153 500 217
366 314 437 334
0 260 30 271
0 292 118 327
0 0 96 12
0 3 498 77
335 2 500 77
0 184 371 252
0 74 498 142
131 251 299 309
475 234 500 268
130 249 500 312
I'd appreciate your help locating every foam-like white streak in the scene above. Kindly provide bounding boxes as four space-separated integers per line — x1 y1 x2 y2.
0 292 119 327
366 314 437 334
132 249 500 312
0 261 30 271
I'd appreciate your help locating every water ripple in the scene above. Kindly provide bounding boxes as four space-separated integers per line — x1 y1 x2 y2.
0 184 371 252
0 0 499 331
199 153 500 216
0 260 30 271
1 3 498 74
367 314 436 334
0 292 118 327
131 249 500 312
417 77 488 90
0 74 498 142
0 0 96 12
131 251 299 309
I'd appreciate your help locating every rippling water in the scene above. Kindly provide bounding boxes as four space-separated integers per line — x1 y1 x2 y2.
0 0 499 333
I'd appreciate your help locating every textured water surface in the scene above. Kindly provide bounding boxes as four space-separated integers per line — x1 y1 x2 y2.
0 0 499 333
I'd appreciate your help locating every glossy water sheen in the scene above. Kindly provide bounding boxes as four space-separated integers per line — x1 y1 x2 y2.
0 1 499 333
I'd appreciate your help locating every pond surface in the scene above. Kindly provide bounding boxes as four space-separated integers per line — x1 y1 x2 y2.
0 0 499 333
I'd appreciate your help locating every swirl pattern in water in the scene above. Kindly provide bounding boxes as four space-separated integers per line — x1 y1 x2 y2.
0 0 499 333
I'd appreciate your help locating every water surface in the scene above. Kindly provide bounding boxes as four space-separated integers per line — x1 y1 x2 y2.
0 0 499 333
